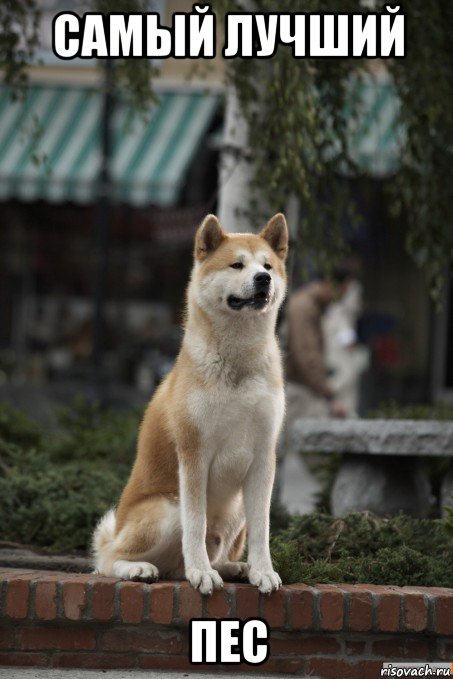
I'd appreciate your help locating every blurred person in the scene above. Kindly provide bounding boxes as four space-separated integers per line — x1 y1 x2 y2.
274 269 353 508
323 279 369 417
285 269 353 423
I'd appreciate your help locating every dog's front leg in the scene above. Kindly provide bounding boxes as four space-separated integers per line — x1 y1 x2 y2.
243 448 282 594
179 460 223 595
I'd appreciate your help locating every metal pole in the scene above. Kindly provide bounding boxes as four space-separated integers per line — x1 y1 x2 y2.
92 59 114 404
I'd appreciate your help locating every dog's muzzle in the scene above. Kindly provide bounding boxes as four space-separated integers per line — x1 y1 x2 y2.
227 273 272 311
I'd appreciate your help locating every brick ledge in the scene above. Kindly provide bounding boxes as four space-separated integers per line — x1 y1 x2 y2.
1 568 452 677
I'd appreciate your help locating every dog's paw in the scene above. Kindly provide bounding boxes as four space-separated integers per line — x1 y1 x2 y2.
113 560 159 582
218 561 249 580
186 568 223 595
248 567 282 594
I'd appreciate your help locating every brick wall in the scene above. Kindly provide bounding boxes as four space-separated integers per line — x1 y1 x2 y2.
0 568 452 677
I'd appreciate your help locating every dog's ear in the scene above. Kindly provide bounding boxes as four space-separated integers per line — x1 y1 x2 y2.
259 213 289 260
195 215 226 261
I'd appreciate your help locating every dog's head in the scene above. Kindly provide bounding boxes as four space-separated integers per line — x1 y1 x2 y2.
191 213 288 317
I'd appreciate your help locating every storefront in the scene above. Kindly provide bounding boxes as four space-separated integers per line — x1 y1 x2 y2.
0 83 222 388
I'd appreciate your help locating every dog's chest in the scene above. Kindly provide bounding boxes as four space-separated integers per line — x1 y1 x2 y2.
188 376 283 499
204 391 257 501
189 374 277 440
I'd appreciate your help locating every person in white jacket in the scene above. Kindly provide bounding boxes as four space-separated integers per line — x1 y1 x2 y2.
323 279 369 417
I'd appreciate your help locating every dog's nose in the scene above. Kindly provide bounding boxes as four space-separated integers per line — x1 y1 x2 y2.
254 272 271 288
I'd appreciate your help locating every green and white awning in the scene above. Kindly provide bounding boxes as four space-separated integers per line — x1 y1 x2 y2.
0 85 220 206
345 72 404 177
0 74 402 206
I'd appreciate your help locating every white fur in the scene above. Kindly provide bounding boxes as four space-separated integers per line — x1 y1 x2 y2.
93 501 184 579
92 508 116 574
178 246 286 593
112 560 159 581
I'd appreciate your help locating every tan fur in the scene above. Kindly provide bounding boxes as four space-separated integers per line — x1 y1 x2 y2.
228 525 247 562
93 213 289 594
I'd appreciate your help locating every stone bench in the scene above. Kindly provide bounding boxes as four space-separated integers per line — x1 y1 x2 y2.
291 419 453 517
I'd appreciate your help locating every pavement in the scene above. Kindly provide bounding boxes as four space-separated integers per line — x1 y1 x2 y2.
0 670 306 679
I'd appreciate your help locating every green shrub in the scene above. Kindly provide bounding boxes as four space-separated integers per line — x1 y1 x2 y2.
0 402 43 448
367 400 453 421
0 441 125 552
49 396 140 465
1 401 452 588
270 511 453 587
0 399 139 552
269 499 292 532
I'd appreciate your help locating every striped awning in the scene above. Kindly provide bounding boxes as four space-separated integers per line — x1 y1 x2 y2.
345 71 404 177
0 85 220 206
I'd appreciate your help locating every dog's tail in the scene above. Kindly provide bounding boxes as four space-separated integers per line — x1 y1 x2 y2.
91 508 116 574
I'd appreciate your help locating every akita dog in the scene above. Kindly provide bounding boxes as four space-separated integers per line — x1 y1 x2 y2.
93 213 288 595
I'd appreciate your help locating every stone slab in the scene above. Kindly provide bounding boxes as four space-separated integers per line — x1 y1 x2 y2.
291 419 453 456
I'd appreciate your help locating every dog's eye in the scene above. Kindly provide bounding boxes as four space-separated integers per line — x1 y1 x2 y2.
230 262 244 270
264 263 272 271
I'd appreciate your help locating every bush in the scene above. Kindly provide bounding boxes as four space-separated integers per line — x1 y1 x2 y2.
367 400 453 421
49 396 139 465
1 401 452 587
0 402 43 448
0 399 140 552
0 442 125 552
270 511 453 587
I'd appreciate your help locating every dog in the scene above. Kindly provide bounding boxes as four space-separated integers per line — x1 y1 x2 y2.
92 213 288 595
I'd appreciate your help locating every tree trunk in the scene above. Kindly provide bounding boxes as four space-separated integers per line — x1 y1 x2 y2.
217 0 258 233
217 84 255 232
